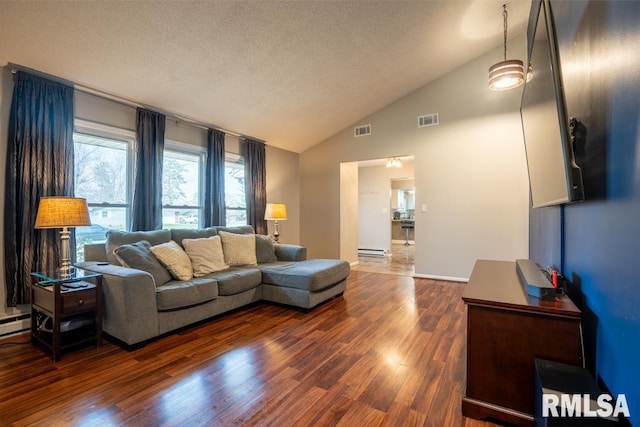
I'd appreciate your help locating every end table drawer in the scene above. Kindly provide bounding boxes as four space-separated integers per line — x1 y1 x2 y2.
33 286 54 312
62 290 96 314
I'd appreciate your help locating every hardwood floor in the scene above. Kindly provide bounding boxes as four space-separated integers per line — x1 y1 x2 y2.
0 271 499 426
352 244 415 276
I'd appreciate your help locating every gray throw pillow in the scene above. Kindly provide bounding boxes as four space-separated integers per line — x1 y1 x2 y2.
106 229 172 265
255 234 278 263
113 240 172 286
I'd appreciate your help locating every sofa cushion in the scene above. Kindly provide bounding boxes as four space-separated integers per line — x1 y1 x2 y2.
155 277 218 311
150 241 194 281
113 240 172 286
255 234 278 263
170 227 218 247
215 225 255 235
260 259 350 292
106 229 171 266
182 235 229 277
218 231 257 266
204 267 262 296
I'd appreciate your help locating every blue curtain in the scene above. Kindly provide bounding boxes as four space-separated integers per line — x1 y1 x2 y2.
3 71 75 306
240 138 267 235
131 108 165 231
204 129 226 227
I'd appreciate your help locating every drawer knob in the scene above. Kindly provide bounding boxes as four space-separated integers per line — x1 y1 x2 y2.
78 299 84 306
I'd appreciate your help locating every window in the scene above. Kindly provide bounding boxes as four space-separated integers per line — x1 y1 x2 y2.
225 154 246 226
73 122 134 261
162 143 204 229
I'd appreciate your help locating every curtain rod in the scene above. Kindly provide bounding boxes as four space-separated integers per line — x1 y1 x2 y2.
7 63 266 143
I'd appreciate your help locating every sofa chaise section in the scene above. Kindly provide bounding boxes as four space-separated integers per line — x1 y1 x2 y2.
260 259 349 309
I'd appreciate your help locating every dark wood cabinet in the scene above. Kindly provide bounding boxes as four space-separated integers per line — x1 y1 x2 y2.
462 260 582 427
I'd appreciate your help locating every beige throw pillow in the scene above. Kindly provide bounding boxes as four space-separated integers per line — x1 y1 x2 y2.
182 235 229 277
150 240 193 281
218 230 257 266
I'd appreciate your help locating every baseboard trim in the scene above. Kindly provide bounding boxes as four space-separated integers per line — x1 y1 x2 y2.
413 273 468 283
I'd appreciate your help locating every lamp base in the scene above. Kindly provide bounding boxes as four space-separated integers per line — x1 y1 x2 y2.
58 265 76 279
58 227 75 279
273 220 280 243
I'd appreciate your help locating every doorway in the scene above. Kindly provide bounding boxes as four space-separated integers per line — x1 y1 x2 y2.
350 156 415 276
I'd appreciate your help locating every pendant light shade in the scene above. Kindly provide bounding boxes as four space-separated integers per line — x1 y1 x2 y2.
489 59 525 90
488 4 524 91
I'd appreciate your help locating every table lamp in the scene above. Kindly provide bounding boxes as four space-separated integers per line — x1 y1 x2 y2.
264 203 287 243
35 196 91 278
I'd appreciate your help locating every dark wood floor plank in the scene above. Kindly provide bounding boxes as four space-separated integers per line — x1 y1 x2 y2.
380 401 427 427
0 270 503 426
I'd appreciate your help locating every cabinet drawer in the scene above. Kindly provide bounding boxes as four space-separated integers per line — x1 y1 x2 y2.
62 290 96 314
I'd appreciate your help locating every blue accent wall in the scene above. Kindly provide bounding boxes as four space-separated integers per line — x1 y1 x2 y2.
530 2 640 423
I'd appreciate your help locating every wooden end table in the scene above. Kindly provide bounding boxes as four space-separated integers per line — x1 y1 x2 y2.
30 268 103 361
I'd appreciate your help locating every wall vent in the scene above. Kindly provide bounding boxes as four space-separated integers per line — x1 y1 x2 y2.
418 113 439 128
354 124 372 137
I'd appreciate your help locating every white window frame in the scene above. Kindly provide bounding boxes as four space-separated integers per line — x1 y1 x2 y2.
74 119 135 230
162 140 206 228
225 152 247 225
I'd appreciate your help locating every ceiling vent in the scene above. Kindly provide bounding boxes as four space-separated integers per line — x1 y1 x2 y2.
418 113 439 128
354 124 372 137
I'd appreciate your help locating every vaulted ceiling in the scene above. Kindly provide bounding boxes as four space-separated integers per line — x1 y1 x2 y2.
0 1 530 153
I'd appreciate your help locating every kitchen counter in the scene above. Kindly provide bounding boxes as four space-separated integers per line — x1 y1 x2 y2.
391 219 414 241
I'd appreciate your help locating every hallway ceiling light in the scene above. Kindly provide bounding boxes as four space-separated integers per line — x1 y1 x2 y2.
488 4 524 91
386 158 402 168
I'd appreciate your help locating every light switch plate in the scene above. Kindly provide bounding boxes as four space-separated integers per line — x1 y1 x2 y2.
421 204 427 213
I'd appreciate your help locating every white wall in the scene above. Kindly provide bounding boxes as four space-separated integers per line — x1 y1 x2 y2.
339 162 358 263
415 113 529 279
300 40 530 280
265 145 300 244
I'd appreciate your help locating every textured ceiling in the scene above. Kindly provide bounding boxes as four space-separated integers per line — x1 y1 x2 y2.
0 1 530 153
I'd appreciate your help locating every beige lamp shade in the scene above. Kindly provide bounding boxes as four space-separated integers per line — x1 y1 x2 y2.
264 203 288 220
34 197 92 229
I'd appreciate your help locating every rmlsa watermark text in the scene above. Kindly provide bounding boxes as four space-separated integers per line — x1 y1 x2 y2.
543 393 630 418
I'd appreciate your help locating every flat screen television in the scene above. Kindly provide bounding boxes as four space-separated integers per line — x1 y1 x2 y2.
520 0 584 208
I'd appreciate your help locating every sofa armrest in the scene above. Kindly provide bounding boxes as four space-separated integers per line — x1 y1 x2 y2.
77 261 159 346
274 244 307 262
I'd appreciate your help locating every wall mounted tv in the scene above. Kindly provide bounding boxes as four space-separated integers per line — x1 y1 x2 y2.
520 0 584 208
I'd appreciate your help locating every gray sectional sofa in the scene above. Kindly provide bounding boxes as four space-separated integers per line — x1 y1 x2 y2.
77 225 350 347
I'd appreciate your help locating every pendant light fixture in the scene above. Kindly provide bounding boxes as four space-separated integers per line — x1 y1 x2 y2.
488 4 524 91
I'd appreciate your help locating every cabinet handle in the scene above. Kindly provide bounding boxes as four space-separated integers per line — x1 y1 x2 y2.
78 299 84 306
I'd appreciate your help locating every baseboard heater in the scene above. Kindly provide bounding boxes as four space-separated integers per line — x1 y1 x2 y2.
0 313 30 338
358 248 388 257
